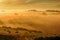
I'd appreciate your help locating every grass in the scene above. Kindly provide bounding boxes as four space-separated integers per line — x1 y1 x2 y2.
0 27 60 40
0 11 60 40
0 26 42 40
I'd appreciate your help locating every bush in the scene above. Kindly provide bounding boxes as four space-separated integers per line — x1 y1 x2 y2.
0 35 17 40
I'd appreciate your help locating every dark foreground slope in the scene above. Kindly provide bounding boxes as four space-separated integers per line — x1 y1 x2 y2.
0 26 60 40
0 11 60 40
0 34 60 40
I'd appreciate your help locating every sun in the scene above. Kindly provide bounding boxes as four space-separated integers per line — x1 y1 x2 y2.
0 0 5 2
0 0 3 2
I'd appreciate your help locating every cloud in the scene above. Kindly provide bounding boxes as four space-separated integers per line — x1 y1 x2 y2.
24 0 51 3
0 0 60 10
0 0 60 5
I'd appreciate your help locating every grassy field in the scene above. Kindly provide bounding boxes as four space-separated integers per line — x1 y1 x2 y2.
0 10 60 40
0 26 60 40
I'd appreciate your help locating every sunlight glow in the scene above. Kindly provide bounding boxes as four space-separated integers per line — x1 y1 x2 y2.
0 0 3 2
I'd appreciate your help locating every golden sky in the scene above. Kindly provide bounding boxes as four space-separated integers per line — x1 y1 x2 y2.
0 0 60 10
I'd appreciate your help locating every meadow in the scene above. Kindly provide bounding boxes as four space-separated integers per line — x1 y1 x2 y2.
0 10 60 40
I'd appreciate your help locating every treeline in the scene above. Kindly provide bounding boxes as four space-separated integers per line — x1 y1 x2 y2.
0 26 60 40
46 10 60 12
1 26 42 33
0 34 60 40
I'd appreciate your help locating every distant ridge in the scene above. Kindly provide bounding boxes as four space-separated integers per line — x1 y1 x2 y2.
46 10 60 12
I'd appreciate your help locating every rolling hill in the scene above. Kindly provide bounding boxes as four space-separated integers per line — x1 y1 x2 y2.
0 10 60 36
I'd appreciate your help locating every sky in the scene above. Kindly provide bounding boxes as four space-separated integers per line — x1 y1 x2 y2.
0 0 60 10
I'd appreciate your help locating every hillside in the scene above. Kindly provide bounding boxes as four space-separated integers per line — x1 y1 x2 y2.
0 10 60 36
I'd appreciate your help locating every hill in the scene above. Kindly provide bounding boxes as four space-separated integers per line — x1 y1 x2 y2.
0 10 60 36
